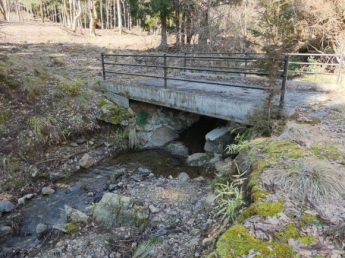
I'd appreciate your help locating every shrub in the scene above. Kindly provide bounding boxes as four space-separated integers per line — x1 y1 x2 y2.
59 78 84 96
22 76 44 100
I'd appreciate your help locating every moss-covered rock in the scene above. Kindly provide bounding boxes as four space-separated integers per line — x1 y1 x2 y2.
275 223 317 246
97 97 134 125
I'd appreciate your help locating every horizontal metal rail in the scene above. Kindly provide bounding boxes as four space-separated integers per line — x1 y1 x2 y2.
101 53 290 106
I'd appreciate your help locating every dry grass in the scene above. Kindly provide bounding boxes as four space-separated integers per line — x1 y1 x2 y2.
273 158 345 205
277 121 322 146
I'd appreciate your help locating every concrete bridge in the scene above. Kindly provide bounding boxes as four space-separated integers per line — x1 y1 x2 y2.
100 53 337 123
100 79 331 124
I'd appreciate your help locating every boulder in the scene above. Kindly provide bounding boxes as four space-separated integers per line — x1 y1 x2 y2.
165 142 189 157
0 226 13 240
0 201 15 215
187 153 208 167
79 153 94 169
65 205 88 224
36 223 48 239
93 193 149 231
204 126 232 154
145 126 178 147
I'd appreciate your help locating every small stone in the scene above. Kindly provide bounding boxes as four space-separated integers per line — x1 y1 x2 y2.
195 253 200 257
149 205 161 214
168 175 173 179
138 167 152 175
36 223 48 238
87 192 94 197
187 153 208 167
108 184 117 191
110 168 125 182
42 187 55 195
76 138 87 144
177 172 190 182
18 193 35 205
89 141 94 145
79 153 94 169
193 176 205 182
117 182 123 187
50 172 65 180
65 205 88 224
70 142 79 147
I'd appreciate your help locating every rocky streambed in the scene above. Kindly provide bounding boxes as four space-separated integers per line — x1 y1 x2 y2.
0 147 225 257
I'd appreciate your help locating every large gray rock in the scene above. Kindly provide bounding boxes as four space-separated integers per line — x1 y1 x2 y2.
145 126 178 147
79 153 95 169
0 201 15 214
18 193 36 205
165 142 189 157
204 126 231 153
187 153 208 167
93 193 149 231
65 205 88 224
0 226 13 240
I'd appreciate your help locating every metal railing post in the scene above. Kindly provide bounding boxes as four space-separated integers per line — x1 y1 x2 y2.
244 53 248 77
336 53 343 85
163 54 167 89
280 55 289 106
101 53 106 80
183 52 187 72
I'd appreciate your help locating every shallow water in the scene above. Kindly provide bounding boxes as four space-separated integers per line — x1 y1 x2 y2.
0 149 211 255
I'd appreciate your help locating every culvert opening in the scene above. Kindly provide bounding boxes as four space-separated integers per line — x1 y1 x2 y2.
178 116 228 154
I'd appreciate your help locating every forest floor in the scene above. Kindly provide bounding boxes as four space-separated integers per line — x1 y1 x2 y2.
0 21 345 258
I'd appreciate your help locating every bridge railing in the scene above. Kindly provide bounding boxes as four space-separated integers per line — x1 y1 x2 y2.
101 53 290 106
183 52 343 84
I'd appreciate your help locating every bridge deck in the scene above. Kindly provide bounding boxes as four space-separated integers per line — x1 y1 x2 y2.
101 78 332 123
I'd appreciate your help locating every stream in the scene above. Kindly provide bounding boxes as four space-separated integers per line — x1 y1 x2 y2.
0 149 212 256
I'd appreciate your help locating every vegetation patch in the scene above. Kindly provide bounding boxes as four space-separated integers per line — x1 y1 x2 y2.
64 222 79 234
216 224 295 258
237 201 284 222
275 223 317 246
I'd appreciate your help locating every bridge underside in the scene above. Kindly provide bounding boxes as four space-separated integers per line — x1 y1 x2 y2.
100 80 331 124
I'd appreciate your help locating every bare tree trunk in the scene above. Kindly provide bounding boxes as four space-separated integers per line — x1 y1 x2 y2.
0 0 7 21
113 0 115 29
100 0 103 29
186 14 192 45
89 0 97 36
175 0 180 47
117 0 122 34
181 12 186 46
40 0 44 22
159 15 168 50
105 0 109 29
72 0 81 32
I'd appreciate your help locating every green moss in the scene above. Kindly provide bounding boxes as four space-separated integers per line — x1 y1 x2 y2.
237 201 284 222
298 236 318 245
64 222 79 234
275 223 317 246
216 224 295 258
98 102 133 125
275 223 299 240
310 144 344 161
252 189 269 202
299 214 321 227
262 140 303 160
255 201 284 217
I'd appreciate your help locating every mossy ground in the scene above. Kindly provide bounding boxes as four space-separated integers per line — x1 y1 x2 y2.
216 225 295 258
